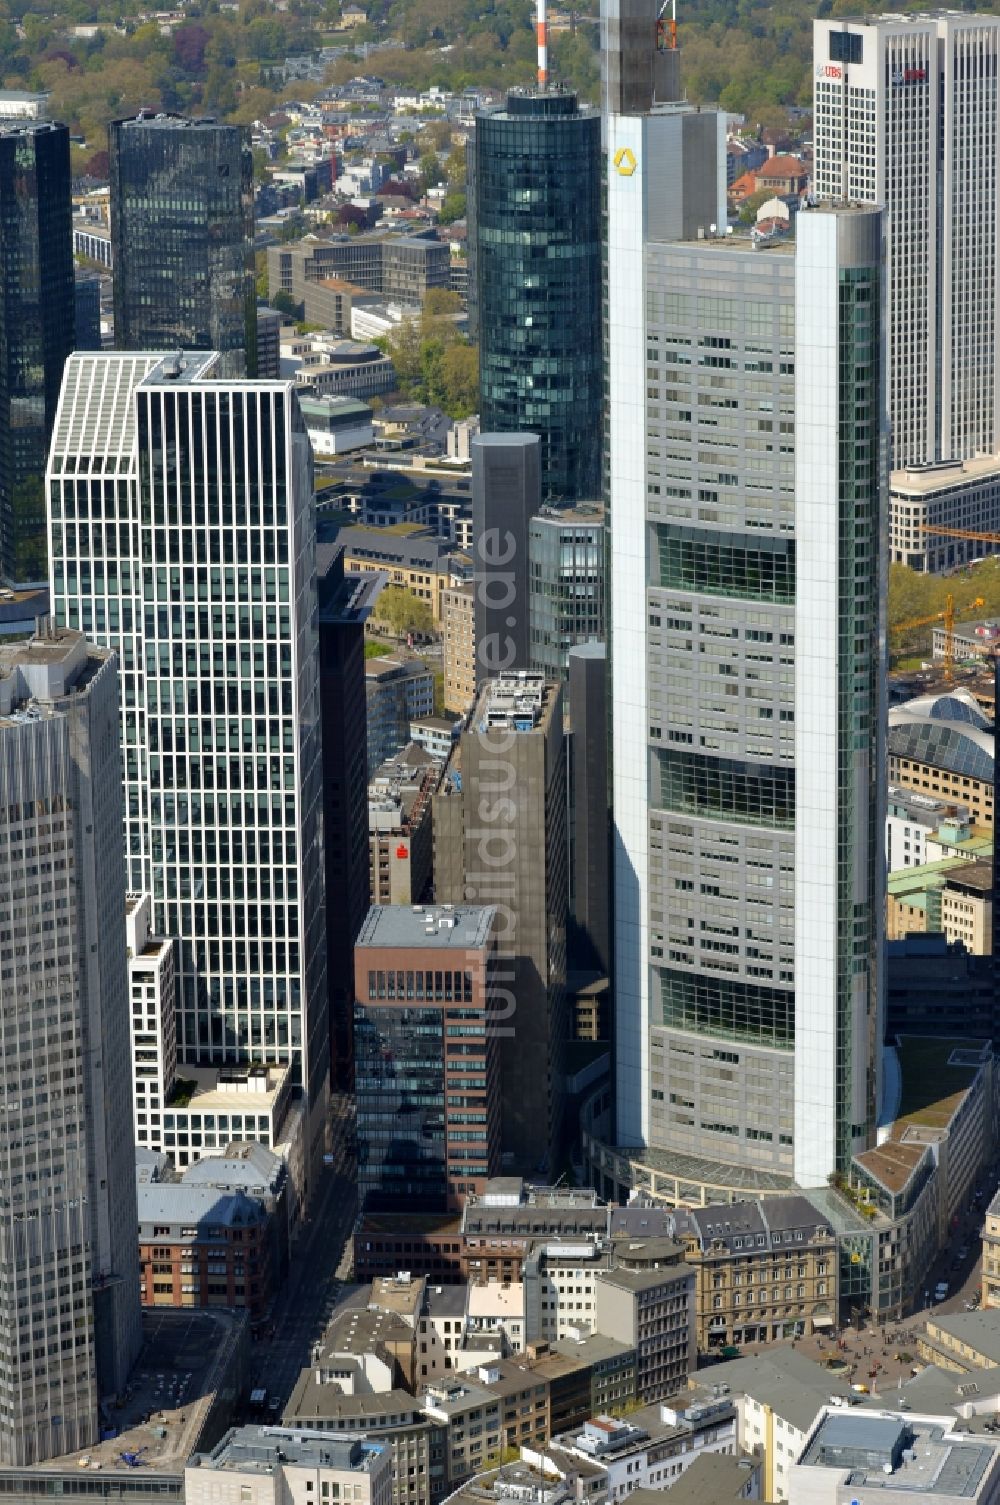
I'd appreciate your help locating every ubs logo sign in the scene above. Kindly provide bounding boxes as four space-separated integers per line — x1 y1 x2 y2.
892 67 927 84
816 63 842 80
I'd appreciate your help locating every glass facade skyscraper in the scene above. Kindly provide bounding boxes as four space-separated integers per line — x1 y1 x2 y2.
473 89 601 503
0 121 73 584
529 502 606 693
110 113 257 377
47 351 328 1165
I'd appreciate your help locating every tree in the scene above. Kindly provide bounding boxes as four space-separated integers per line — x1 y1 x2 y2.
437 341 478 418
372 586 436 639
438 191 466 224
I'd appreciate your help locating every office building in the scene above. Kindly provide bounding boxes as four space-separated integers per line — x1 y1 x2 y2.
568 643 610 976
47 351 328 1171
318 542 372 1090
368 743 440 906
814 14 1000 470
790 1408 1000 1505
186 1431 393 1505
471 433 541 680
268 231 450 309
472 90 601 502
138 1181 273 1320
529 504 606 694
888 691 994 827
0 626 141 1463
110 113 256 376
605 1 886 1194
354 904 502 1212
443 582 476 713
74 271 103 351
365 656 436 775
127 893 178 1155
434 673 568 1174
0 120 73 583
593 1266 696 1403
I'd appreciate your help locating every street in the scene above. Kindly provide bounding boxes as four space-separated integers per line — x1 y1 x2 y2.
248 1094 358 1408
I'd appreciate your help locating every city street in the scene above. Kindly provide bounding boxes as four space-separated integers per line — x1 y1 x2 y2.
247 1094 358 1409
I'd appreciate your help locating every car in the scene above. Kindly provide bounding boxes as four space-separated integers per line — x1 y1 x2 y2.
958 1246 969 1262
934 1282 949 1302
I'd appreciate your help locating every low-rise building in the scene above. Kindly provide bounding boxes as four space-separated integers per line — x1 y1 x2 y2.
466 1282 526 1352
300 393 376 455
368 742 441 905
887 857 993 952
185 1429 393 1505
667 1196 837 1351
789 1407 1000 1505
282 1385 445 1505
138 1181 273 1321
410 714 462 762
523 1239 611 1344
440 1452 607 1505
343 526 461 625
890 455 1000 573
181 1142 296 1282
983 1189 1000 1309
365 657 436 774
886 786 970 871
627 1453 761 1503
889 691 994 827
550 1398 739 1502
421 1377 503 1487
593 1266 695 1403
919 1309 1000 1373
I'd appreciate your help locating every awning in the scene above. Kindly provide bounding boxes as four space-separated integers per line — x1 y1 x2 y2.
812 1314 835 1329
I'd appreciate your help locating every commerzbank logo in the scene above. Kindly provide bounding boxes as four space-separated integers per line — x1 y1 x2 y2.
613 146 636 176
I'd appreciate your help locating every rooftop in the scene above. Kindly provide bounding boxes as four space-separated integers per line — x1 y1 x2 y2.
356 903 496 952
692 1349 856 1434
137 1182 267 1231
632 1454 759 1504
895 1036 990 1130
597 1264 693 1295
196 1428 388 1474
797 1409 998 1498
926 1310 1000 1368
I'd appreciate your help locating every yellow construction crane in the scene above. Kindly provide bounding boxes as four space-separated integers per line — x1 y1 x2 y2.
890 593 985 681
919 524 1000 548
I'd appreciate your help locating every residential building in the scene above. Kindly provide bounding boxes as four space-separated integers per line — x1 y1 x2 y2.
354 904 503 1212
366 657 436 774
790 1407 1000 1505
137 1182 273 1320
340 526 459 625
110 113 256 376
434 674 568 1175
0 121 73 583
471 89 601 502
127 892 178 1155
593 1266 695 1402
665 1196 836 1350
368 742 440 905
605 0 885 1194
528 505 605 695
421 1377 503 1487
814 14 1000 470
523 1240 610 1344
888 692 994 827
47 351 329 1177
466 1284 526 1351
318 544 373 1089
471 433 540 680
443 583 476 712
185 1431 393 1505
0 626 141 1462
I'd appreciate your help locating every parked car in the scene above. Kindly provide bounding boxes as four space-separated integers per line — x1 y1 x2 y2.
934 1281 949 1302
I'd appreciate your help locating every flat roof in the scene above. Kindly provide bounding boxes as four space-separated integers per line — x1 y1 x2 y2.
356 904 496 952
196 1428 388 1474
892 451 1000 494
799 1409 997 1497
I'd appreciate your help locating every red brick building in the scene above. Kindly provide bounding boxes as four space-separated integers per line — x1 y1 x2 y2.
137 1183 272 1321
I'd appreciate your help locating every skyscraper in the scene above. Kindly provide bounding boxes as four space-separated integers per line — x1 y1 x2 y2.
47 351 328 1165
0 625 141 1463
471 432 540 679
605 0 886 1193
0 120 73 584
109 113 257 377
813 14 1000 468
434 673 568 1174
472 91 601 502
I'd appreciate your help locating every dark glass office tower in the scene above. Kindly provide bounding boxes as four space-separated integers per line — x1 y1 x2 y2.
0 121 73 584
473 89 601 503
109 113 256 377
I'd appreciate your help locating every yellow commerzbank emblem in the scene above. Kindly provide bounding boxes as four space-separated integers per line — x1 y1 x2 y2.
614 147 636 176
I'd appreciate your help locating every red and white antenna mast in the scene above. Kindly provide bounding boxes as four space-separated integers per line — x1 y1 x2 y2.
537 0 549 86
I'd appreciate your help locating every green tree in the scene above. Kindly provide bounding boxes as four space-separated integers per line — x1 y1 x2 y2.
372 586 435 639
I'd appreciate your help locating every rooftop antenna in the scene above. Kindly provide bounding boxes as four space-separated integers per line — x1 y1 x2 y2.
656 0 678 50
537 0 548 87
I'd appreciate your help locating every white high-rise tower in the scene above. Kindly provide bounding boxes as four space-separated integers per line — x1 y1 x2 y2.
47 352 328 1168
813 14 1000 470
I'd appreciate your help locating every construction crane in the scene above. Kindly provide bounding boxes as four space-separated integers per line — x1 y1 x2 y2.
919 524 1000 548
656 0 678 51
890 593 985 680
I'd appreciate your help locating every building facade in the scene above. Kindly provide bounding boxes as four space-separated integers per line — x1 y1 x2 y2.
110 113 256 377
813 14 1000 470
47 351 329 1171
434 674 568 1175
354 904 502 1212
528 504 606 694
0 121 73 583
473 90 601 502
127 892 178 1155
471 433 540 679
605 1 886 1194
443 583 476 713
138 1182 273 1321
0 627 141 1463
